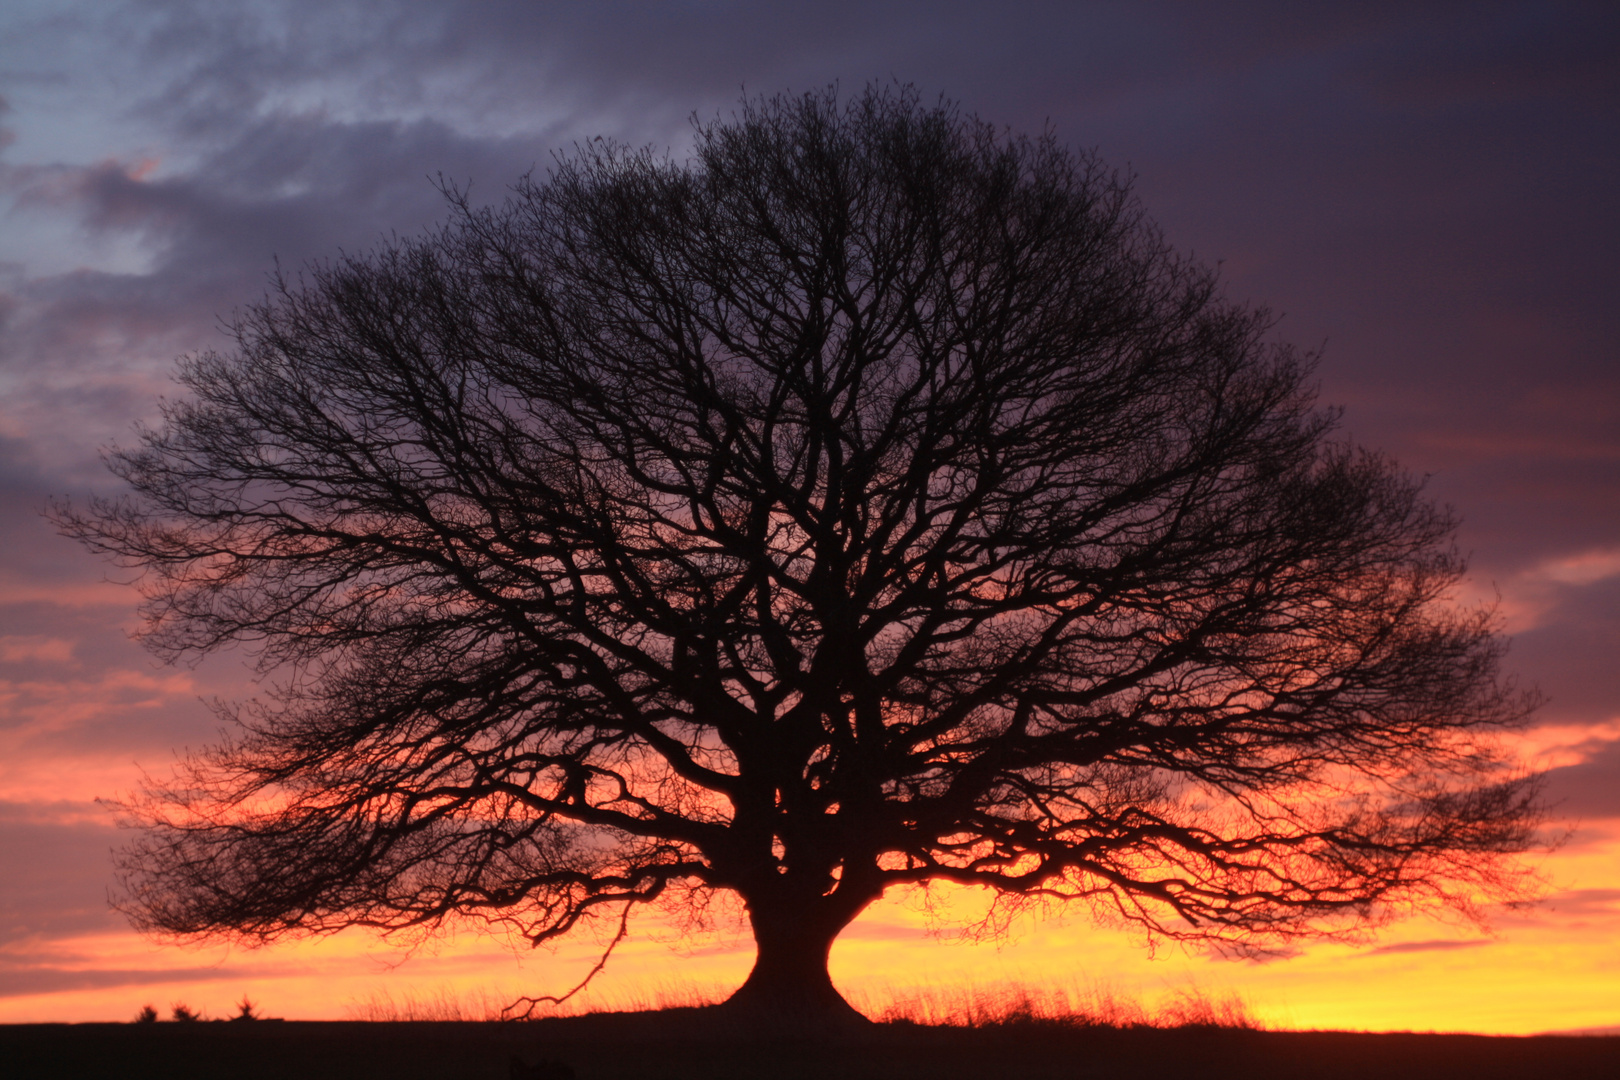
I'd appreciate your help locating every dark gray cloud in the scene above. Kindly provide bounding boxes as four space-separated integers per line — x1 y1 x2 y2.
15 0 1604 558
0 4 1612 755
54 0 1619 716
3 117 551 372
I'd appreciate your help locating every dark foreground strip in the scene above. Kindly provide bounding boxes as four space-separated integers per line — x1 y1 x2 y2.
4 1014 1617 1080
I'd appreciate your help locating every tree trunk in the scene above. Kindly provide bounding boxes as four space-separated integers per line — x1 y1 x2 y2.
720 892 871 1028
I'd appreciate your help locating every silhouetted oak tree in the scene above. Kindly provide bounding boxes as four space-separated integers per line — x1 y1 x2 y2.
62 87 1540 1022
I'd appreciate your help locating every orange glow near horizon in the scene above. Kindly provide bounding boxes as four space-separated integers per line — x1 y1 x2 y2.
1 811 1615 1034
2 590 1615 1034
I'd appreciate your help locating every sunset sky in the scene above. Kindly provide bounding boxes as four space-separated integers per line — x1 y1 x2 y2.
1 1 1617 1033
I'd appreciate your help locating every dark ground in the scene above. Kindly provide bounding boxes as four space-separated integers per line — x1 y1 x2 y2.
5 1009 1619 1080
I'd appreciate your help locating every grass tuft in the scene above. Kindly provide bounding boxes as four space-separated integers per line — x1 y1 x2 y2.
849 980 1261 1030
341 978 1261 1030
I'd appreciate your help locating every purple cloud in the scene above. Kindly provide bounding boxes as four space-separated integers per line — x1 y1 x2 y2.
1544 744 1620 820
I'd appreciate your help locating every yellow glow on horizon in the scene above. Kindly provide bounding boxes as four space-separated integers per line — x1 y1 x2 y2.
4 829 1616 1034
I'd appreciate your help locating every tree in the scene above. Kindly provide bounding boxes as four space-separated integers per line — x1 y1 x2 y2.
61 86 1541 1024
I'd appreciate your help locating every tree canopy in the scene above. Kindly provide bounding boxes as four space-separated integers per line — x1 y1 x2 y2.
61 86 1541 1021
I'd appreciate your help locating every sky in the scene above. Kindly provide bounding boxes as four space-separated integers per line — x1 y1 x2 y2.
1 0 1617 1033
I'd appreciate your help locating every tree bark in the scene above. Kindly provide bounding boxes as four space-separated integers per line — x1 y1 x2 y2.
720 892 871 1027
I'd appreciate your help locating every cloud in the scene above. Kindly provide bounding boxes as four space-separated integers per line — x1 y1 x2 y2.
1508 578 1620 726
0 637 74 664
0 802 122 944
832 920 932 943
1536 888 1620 918
1360 939 1494 957
0 962 259 1000
1544 741 1620 819
1533 549 1620 588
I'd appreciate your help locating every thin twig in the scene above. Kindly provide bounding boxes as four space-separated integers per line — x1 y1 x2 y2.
501 905 633 1021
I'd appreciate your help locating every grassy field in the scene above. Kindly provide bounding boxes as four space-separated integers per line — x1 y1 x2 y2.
4 1009 1619 1080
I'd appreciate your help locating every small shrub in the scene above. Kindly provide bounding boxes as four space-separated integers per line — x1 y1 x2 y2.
1156 986 1261 1030
133 1004 159 1024
231 996 260 1021
170 1003 200 1022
